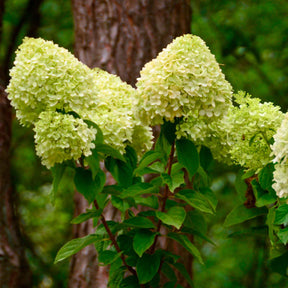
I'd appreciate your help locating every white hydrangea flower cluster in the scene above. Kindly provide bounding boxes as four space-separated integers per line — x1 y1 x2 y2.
135 34 233 125
85 69 153 154
225 92 284 170
34 111 96 169
271 113 288 198
7 37 99 126
272 164 288 198
179 92 283 170
271 113 288 164
7 37 153 168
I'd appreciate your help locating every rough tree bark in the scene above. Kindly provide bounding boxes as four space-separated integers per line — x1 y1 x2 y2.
70 1 191 287
0 86 32 288
72 0 191 86
0 0 43 286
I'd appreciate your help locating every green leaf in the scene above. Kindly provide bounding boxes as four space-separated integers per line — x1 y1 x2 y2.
133 230 157 257
50 163 66 204
269 251 288 276
117 235 138 258
170 166 185 192
172 262 194 287
161 173 173 189
183 210 207 235
258 163 275 191
167 232 204 264
267 207 276 243
277 227 288 245
176 139 199 179
161 262 177 282
85 150 100 179
251 179 277 207
274 204 288 225
96 221 122 235
182 211 215 245
227 226 268 239
200 188 217 212
105 157 133 188
150 273 161 288
256 192 277 207
235 170 247 201
55 234 102 263
111 196 131 213
162 119 178 145
123 217 155 229
74 168 100 203
163 281 177 288
158 250 180 264
71 209 102 224
120 276 140 288
155 131 171 162
98 250 122 265
95 143 126 162
136 253 161 284
124 146 138 171
224 204 268 227
175 189 214 214
196 166 209 187
134 151 163 175
109 265 126 288
84 120 104 144
241 169 256 180
94 234 111 254
156 206 186 229
181 227 216 245
134 195 159 209
96 192 109 210
199 145 213 171
120 183 157 199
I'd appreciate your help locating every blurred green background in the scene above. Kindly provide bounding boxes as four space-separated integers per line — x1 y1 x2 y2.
1 0 288 287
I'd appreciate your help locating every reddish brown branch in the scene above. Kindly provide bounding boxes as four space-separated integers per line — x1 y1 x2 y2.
150 141 175 253
93 200 136 276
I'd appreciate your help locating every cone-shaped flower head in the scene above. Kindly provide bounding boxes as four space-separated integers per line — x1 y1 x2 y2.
225 92 283 170
83 69 153 155
7 37 99 126
179 92 284 169
34 111 96 168
271 113 288 198
135 34 233 125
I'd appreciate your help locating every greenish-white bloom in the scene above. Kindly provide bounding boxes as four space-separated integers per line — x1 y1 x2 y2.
135 34 233 125
271 113 288 198
272 163 288 198
271 113 288 164
83 69 153 155
34 111 96 168
180 92 284 169
7 37 99 126
225 92 284 170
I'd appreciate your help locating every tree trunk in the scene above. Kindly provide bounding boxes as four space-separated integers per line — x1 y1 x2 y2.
70 1 191 287
0 0 33 286
0 86 32 288
72 0 191 86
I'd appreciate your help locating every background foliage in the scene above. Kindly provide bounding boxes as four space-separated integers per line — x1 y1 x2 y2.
1 0 288 287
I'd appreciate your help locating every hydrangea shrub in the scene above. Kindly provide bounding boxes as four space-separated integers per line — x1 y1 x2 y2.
7 35 288 286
